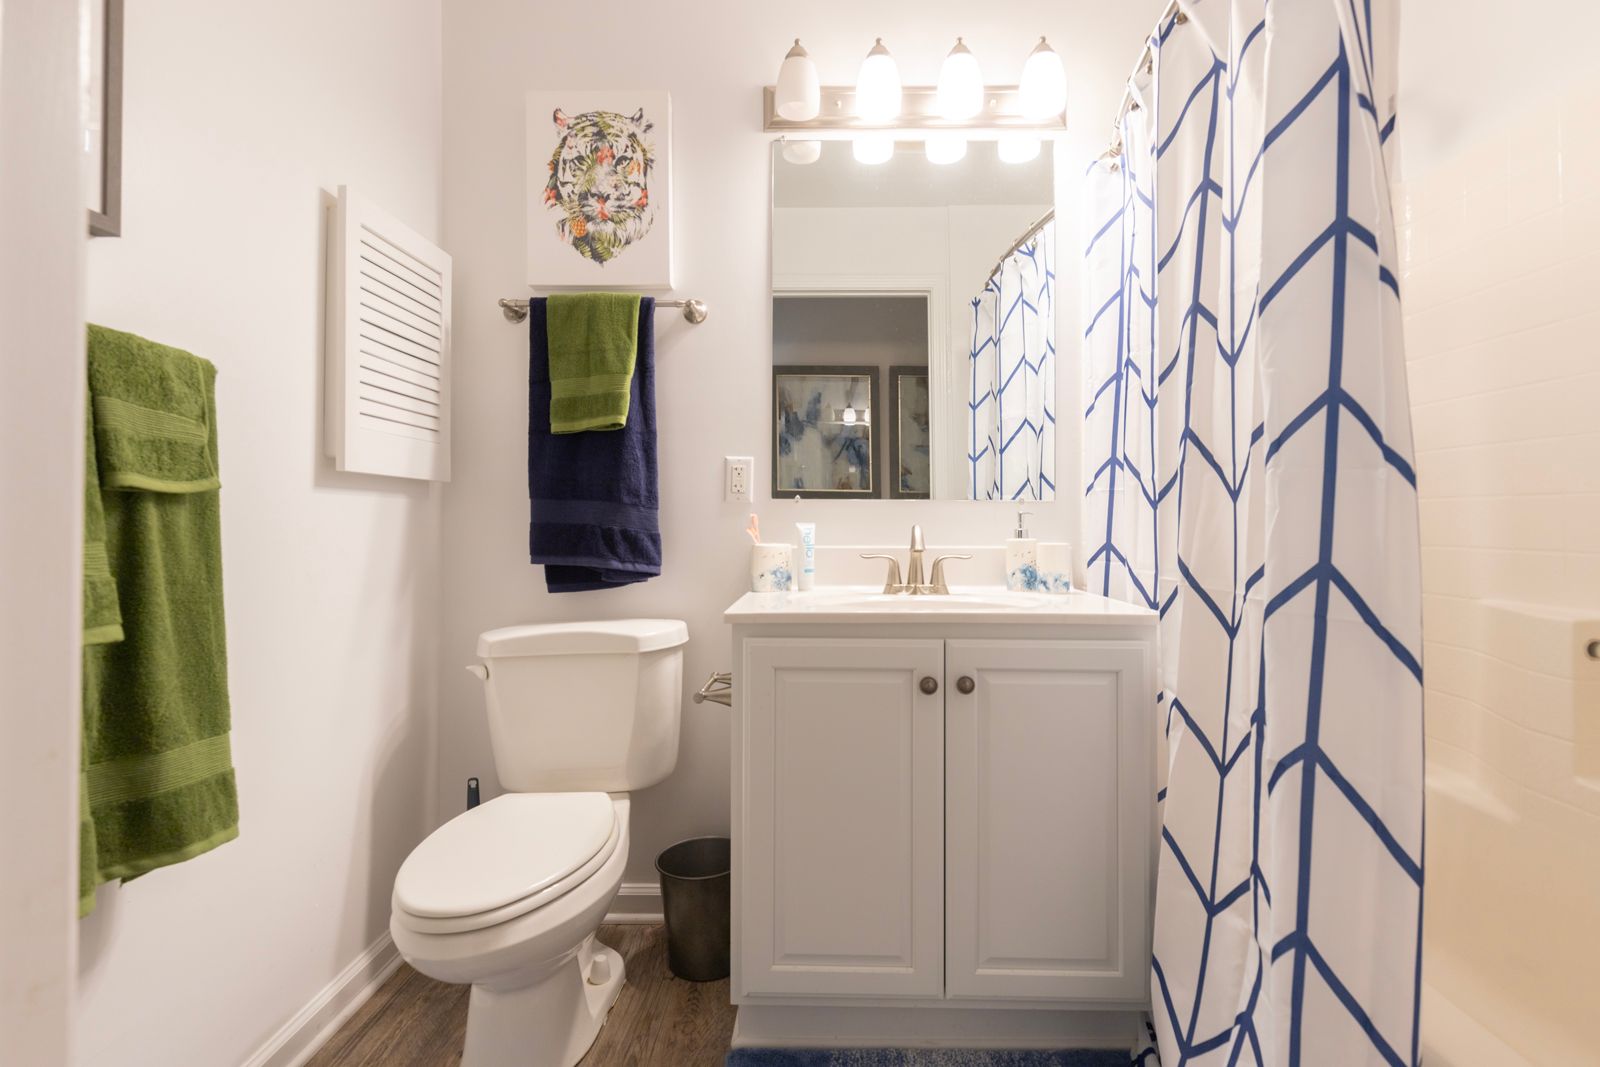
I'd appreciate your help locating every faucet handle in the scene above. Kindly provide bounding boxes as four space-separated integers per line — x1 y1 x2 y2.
928 554 973 595
859 553 904 594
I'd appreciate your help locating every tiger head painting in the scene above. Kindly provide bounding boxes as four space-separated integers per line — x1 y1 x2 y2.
542 107 658 265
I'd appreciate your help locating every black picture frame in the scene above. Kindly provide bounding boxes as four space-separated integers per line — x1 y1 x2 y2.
772 365 880 499
87 0 123 238
887 365 931 500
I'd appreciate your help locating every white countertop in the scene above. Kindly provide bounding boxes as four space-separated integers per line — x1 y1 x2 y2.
724 585 1158 626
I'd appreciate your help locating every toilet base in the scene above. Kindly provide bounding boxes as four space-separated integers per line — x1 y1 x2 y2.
461 935 625 1067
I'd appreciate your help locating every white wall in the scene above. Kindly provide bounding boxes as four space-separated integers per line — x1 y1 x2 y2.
74 2 443 1065
0 1 87 1062
1397 0 1586 178
439 0 1164 884
1396 75 1600 1065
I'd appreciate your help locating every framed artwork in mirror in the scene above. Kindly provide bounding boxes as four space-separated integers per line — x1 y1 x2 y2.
773 365 878 499
87 0 123 237
887 366 930 499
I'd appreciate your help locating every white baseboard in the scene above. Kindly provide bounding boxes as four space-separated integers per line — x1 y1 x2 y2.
605 880 663 924
241 930 403 1067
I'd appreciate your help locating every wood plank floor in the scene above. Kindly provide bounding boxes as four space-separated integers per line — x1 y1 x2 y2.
305 924 736 1067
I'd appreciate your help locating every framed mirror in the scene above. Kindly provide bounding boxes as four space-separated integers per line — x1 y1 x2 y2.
770 138 1055 501
87 0 123 237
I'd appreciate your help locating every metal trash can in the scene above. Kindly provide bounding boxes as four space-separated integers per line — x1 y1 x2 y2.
654 836 731 981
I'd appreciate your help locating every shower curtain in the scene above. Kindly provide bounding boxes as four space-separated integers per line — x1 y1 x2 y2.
969 220 1055 500
1082 3 1423 1065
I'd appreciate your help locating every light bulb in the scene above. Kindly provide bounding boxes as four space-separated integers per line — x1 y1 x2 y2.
924 134 967 165
998 135 1041 164
936 38 983 120
781 139 822 165
842 408 857 425
1019 36 1067 120
775 39 821 121
855 38 902 123
852 136 893 165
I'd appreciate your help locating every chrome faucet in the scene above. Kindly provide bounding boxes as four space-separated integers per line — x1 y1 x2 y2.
861 525 972 595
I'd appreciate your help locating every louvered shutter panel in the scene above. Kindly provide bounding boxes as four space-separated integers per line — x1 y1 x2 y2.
325 186 452 481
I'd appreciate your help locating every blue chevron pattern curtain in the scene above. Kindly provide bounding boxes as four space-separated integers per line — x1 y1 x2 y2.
969 220 1056 500
1083 3 1423 1064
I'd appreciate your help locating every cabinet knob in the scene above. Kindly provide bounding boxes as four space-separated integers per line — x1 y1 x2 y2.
919 676 939 695
956 675 975 694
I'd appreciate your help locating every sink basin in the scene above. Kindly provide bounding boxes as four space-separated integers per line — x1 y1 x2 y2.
724 585 1157 625
802 589 1054 612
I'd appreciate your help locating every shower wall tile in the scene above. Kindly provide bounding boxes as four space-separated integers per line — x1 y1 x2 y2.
1396 87 1600 826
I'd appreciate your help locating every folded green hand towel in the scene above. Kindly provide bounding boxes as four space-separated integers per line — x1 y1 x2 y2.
546 292 641 433
81 325 237 916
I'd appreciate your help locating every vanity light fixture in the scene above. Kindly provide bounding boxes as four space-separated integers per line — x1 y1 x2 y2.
852 135 894 165
781 139 823 165
855 38 903 123
936 38 983 120
998 134 1042 164
762 36 1068 132
774 39 821 121
924 133 967 165
1019 36 1068 120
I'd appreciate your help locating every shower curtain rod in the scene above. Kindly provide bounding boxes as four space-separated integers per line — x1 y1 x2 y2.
987 208 1056 282
1102 0 1190 163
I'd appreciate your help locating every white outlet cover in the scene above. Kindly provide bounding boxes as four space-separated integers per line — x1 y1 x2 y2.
725 455 753 501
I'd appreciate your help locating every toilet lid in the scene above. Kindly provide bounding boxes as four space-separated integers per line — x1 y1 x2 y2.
393 793 617 919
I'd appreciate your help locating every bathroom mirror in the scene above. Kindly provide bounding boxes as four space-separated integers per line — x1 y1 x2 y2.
771 139 1056 501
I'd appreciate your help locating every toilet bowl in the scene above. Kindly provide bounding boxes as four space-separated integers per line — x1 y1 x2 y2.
390 794 631 1067
390 619 687 1067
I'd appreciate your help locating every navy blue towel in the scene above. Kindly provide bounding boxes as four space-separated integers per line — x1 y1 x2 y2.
527 296 660 592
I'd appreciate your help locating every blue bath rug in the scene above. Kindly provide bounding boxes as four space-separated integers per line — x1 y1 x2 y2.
726 1051 1129 1067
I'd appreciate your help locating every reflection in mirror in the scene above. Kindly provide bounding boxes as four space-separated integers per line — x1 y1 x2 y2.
771 139 1055 501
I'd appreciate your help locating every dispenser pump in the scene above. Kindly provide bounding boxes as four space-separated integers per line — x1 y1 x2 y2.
1013 507 1033 539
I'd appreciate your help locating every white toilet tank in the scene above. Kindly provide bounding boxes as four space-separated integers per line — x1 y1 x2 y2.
471 619 688 793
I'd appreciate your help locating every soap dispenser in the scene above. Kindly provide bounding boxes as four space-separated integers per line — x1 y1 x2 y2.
1006 507 1038 591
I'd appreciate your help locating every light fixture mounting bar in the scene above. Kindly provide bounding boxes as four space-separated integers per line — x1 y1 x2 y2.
762 85 1066 132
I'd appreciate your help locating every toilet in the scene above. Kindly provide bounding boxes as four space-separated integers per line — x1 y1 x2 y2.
390 619 688 1067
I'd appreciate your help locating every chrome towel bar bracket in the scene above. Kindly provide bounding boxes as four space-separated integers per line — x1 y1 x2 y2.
693 670 734 707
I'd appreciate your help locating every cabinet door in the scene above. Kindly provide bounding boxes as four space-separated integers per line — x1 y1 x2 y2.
737 637 945 998
945 639 1152 1002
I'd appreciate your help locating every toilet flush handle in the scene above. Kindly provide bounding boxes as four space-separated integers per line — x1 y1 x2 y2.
464 663 489 681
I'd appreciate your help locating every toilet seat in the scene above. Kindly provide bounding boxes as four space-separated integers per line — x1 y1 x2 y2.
393 793 620 936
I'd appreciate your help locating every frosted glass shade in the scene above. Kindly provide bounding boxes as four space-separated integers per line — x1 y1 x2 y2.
998 135 1041 164
924 134 967 165
781 139 822 165
855 38 902 123
936 38 983 120
852 136 893 165
1020 37 1067 120
775 40 821 121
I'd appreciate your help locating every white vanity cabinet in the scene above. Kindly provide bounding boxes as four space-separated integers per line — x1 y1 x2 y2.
725 591 1158 1050
738 638 946 998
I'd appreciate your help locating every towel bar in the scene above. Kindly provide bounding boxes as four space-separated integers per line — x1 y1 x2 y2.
692 670 734 707
498 297 708 325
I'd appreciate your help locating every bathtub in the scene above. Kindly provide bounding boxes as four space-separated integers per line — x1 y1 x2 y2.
1421 754 1596 1066
1418 597 1600 1067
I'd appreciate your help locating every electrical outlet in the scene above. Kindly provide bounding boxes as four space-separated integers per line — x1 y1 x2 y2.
725 456 753 501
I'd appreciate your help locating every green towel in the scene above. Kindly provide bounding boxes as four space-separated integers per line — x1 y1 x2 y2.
80 324 237 916
546 292 641 433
